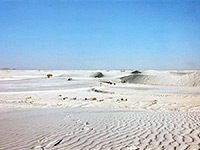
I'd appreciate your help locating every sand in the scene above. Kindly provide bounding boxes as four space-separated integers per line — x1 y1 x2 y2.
0 70 200 149
0 108 200 150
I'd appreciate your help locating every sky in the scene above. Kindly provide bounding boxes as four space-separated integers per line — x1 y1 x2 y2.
0 0 200 70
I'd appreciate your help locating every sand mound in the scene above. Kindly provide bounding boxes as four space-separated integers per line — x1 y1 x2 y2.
131 70 142 74
121 71 200 87
91 72 104 78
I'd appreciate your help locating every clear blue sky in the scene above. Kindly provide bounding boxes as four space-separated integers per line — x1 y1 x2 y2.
0 0 200 70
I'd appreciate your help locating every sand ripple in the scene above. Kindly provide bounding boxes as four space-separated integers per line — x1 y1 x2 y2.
0 108 199 150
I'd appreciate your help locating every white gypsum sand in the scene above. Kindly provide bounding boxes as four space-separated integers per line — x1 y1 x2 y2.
0 70 200 149
0 108 200 150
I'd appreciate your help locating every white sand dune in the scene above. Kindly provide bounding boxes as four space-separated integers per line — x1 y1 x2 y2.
121 70 200 87
0 108 200 150
0 70 200 112
0 70 200 149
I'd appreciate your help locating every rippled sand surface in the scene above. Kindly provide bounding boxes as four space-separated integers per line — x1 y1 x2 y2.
0 108 200 150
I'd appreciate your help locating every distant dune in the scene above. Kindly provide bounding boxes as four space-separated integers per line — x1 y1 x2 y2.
120 71 200 87
91 72 104 78
1 68 11 70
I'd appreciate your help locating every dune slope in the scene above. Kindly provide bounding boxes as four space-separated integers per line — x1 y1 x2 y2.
120 71 200 87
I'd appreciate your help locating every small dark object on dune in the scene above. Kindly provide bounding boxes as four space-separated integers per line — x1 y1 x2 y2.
122 80 126 83
85 122 89 125
91 88 114 94
63 97 68 100
102 81 116 85
102 81 112 85
92 72 104 78
131 70 142 74
68 78 72 81
47 74 53 78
